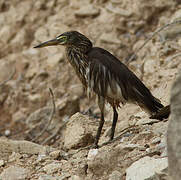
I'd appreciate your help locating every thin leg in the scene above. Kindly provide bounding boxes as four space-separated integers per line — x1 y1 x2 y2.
94 96 105 148
94 112 104 148
110 106 118 140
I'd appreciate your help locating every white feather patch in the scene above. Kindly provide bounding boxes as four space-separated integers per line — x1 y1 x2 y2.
107 81 125 102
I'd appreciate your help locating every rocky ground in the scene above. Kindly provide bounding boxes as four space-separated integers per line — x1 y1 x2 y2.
0 0 181 179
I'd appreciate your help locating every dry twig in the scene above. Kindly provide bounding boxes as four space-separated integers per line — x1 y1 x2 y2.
32 88 56 142
41 120 68 145
0 68 16 87
127 19 181 63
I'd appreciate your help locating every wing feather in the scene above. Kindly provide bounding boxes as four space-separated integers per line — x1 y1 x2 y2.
87 47 163 113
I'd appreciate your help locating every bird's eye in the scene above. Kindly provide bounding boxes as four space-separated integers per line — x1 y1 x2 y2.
56 35 67 44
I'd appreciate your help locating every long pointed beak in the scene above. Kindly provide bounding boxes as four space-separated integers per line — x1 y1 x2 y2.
34 38 59 48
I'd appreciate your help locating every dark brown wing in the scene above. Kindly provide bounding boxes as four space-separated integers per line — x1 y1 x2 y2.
150 105 170 119
87 47 163 113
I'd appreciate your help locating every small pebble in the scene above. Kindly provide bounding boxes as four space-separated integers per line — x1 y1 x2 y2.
156 142 166 151
146 148 151 153
0 160 4 166
8 152 22 162
37 154 47 162
87 149 98 160
151 137 161 144
109 170 122 180
4 129 11 136
75 4 100 17
49 150 60 159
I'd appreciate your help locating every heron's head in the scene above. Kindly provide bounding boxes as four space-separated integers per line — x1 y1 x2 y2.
34 31 92 51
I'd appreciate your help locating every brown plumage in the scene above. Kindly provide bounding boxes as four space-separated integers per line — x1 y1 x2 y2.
34 31 169 148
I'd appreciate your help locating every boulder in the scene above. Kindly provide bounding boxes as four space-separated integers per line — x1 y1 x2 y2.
167 68 181 180
126 156 168 180
0 166 29 180
64 113 94 149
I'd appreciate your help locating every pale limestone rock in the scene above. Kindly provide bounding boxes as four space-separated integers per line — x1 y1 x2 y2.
75 4 100 17
100 33 121 44
151 137 161 145
42 163 62 174
38 174 63 180
136 118 159 126
49 150 61 159
87 149 98 161
28 94 42 103
0 166 29 180
87 144 137 177
4 129 11 136
0 61 13 83
64 113 94 149
0 25 15 44
168 68 181 180
143 59 157 75
106 3 132 17
0 160 4 167
38 175 61 180
0 138 47 159
69 175 83 180
109 171 122 180
8 152 22 163
126 156 168 180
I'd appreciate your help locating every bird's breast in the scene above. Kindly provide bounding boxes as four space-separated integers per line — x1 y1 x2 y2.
66 47 127 106
66 48 89 87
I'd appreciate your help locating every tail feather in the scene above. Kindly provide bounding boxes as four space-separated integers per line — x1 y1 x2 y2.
137 95 164 117
150 97 164 113
150 105 170 120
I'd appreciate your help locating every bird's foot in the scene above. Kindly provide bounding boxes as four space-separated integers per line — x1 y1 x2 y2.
109 135 114 141
92 142 99 149
107 137 114 144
